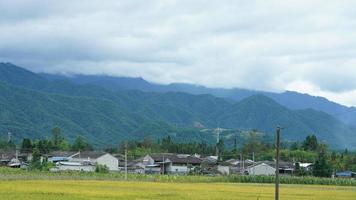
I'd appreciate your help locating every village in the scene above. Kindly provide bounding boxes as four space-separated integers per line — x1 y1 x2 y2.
1 149 355 178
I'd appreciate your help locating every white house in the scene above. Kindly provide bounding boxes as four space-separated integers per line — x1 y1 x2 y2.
50 151 119 172
217 165 230 175
70 152 119 171
140 154 203 175
53 161 95 172
246 163 276 176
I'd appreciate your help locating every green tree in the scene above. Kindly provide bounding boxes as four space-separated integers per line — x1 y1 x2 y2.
20 138 33 153
59 139 70 151
71 136 92 151
52 127 63 150
142 135 152 148
313 149 332 177
29 147 42 170
303 135 318 151
34 139 53 154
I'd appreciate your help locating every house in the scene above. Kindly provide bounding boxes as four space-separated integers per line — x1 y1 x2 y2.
0 150 29 168
48 151 77 163
0 150 15 166
245 161 295 176
295 162 313 172
217 165 230 175
222 159 255 175
246 162 276 176
126 161 145 174
204 156 218 164
49 151 119 172
336 171 356 178
140 153 203 175
70 151 119 171
52 161 95 172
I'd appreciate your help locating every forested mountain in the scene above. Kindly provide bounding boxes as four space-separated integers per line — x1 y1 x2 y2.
43 72 356 128
1 62 356 149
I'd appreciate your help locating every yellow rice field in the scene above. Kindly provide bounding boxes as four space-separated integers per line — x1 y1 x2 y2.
0 180 355 200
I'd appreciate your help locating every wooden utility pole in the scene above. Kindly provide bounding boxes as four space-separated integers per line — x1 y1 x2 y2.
162 154 165 175
7 132 12 143
216 127 221 157
124 142 128 181
275 126 281 200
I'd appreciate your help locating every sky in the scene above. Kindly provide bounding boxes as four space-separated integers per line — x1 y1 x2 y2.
1 0 356 106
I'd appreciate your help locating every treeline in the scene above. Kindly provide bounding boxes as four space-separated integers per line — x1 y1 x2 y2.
1 127 93 154
111 132 356 178
1 128 356 177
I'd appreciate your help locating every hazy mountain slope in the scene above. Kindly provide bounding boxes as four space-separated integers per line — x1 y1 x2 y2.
0 63 47 89
44 72 356 128
1 63 355 149
219 95 313 139
266 91 356 128
0 82 143 146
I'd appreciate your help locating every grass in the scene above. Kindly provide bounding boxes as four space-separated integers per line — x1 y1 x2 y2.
0 180 355 200
1 168 356 186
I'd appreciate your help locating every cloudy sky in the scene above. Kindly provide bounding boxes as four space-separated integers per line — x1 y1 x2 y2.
1 0 356 106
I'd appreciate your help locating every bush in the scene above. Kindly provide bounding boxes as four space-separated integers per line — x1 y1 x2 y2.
95 164 109 173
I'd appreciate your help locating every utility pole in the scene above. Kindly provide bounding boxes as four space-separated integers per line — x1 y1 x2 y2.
275 126 281 200
240 153 242 173
124 142 128 181
234 133 237 152
162 154 165 175
7 132 12 143
242 154 244 172
216 127 221 159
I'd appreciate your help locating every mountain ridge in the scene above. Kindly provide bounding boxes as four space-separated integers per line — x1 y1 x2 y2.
1 62 355 149
39 71 356 128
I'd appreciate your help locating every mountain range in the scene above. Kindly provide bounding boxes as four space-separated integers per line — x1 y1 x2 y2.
43 73 356 129
1 62 355 149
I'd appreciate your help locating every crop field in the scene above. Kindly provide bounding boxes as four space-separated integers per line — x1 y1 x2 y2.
0 180 355 200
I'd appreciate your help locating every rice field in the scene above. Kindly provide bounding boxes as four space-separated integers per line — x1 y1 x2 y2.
0 180 355 200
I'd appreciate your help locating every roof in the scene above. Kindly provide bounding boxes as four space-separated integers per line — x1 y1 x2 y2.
297 162 313 168
203 156 218 164
113 154 124 160
336 171 356 176
0 150 16 160
70 151 107 159
49 157 69 162
247 161 294 170
149 153 203 165
58 161 87 166
49 151 77 157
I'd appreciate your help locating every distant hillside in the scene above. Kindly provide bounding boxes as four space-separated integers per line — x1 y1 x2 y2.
1 63 356 149
42 72 356 128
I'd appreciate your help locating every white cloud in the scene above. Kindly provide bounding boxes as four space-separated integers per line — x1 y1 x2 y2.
286 80 356 107
1 0 356 105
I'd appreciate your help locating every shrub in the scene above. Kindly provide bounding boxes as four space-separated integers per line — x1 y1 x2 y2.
95 164 109 173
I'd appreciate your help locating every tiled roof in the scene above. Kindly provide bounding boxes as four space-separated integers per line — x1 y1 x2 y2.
149 153 202 164
71 151 107 159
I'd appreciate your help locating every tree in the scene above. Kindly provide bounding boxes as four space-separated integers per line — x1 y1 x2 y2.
71 136 92 151
302 135 318 151
142 135 152 148
290 142 300 150
29 147 42 170
59 139 70 151
0 139 16 151
95 164 109 173
242 131 268 158
21 138 33 153
313 149 332 177
217 139 225 160
52 127 63 150
34 139 53 154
